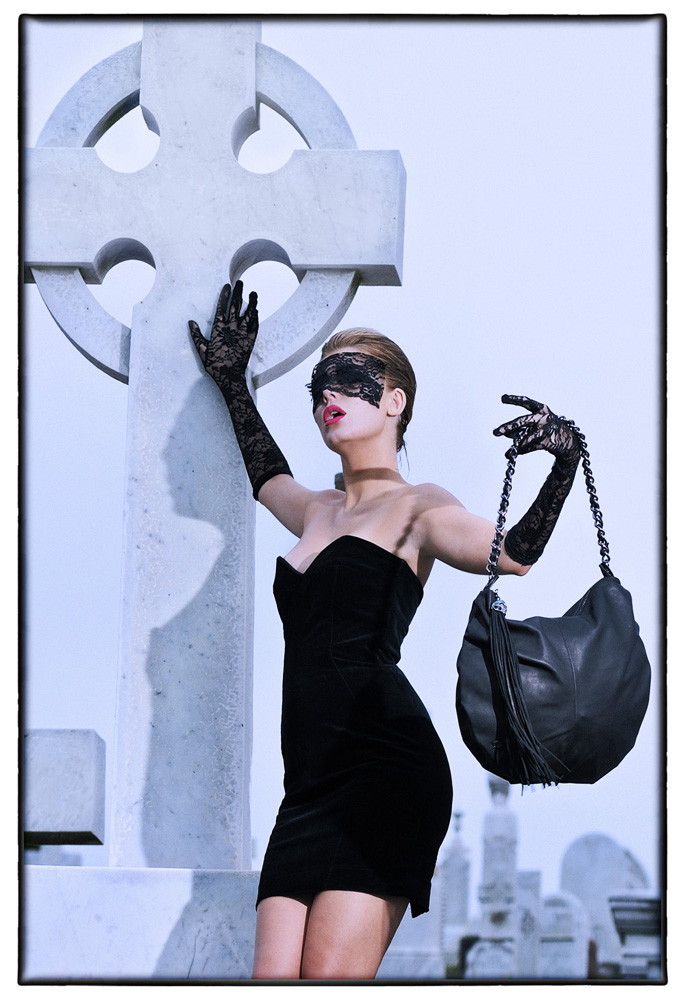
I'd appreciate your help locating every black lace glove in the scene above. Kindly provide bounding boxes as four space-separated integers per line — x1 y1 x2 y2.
189 281 293 500
493 394 581 566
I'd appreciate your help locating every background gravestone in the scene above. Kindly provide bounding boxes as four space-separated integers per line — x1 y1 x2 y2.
465 776 519 979
539 892 590 979
440 812 472 967
608 893 662 979
560 832 651 976
516 870 541 978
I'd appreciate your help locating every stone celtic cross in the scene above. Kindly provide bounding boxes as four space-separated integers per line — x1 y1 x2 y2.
24 21 405 871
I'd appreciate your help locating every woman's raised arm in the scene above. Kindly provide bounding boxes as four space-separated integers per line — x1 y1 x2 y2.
189 281 317 538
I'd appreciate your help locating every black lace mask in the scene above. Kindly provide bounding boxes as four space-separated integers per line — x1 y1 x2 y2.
307 352 387 411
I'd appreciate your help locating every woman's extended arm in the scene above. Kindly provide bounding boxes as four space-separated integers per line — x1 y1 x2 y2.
416 489 531 576
189 281 316 537
417 395 580 576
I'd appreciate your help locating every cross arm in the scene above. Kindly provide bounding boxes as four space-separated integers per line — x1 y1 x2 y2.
23 147 150 283
265 149 406 286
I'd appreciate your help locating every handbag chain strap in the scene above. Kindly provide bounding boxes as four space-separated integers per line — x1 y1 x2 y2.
486 419 612 582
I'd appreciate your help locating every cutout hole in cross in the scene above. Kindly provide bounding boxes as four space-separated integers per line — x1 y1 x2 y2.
89 259 157 327
237 104 308 174
94 105 160 173
237 260 300 321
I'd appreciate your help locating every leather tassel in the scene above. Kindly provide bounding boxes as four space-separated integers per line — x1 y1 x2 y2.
489 598 562 786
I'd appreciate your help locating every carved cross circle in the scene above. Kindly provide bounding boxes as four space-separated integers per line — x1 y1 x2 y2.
24 22 405 389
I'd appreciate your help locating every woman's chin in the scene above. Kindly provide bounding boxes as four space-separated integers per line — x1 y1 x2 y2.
322 434 345 455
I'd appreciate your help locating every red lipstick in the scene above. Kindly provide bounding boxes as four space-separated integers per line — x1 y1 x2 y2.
323 403 346 426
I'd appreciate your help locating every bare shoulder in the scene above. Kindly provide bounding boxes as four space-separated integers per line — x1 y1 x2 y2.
313 487 346 504
409 481 467 514
299 485 345 526
257 476 342 538
305 486 345 511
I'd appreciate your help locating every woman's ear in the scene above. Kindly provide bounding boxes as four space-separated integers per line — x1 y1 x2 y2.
386 386 407 417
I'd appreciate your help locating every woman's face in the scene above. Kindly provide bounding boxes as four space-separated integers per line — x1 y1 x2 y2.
309 349 400 452
308 350 387 411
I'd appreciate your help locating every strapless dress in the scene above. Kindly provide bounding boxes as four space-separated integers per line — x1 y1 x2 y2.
256 534 453 917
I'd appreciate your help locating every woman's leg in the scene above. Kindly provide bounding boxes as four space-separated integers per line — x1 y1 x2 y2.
300 890 409 980
252 895 312 979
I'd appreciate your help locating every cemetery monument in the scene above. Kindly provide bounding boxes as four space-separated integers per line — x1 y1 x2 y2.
23 19 405 979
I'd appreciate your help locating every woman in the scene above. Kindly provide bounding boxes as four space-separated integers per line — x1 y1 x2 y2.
188 281 580 980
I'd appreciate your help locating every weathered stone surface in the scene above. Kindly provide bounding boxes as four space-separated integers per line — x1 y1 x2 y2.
22 16 407 981
22 867 259 981
24 20 405 871
23 730 105 846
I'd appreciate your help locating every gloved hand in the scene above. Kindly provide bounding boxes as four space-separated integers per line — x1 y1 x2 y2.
189 281 292 500
189 280 259 391
493 394 580 468
493 394 581 567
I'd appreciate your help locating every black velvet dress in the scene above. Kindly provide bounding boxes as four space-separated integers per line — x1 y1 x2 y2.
256 534 453 918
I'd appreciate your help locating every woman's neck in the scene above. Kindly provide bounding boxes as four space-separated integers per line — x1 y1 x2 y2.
339 454 406 508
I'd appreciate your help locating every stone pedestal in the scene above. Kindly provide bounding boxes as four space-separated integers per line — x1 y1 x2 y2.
22 867 259 981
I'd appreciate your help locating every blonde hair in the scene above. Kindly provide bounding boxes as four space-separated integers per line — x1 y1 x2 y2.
320 328 416 452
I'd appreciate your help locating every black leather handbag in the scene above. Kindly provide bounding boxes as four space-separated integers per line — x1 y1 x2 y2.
456 423 651 787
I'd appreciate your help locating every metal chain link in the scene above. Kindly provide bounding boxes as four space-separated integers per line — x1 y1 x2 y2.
563 417 612 572
487 419 611 582
486 441 519 580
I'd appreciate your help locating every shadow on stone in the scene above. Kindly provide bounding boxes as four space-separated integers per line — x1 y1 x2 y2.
153 870 259 980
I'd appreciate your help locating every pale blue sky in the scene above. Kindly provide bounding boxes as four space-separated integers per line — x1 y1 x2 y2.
23 14 663 910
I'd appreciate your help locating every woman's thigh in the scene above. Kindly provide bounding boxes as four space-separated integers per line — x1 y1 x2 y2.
252 895 312 979
300 890 409 980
